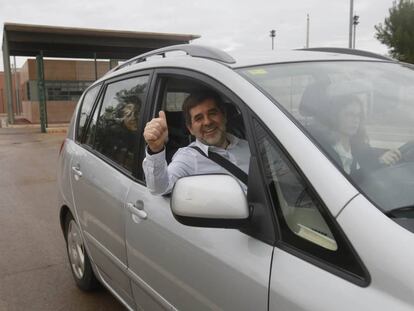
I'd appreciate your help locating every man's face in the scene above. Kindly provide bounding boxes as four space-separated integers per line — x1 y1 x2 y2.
187 99 227 148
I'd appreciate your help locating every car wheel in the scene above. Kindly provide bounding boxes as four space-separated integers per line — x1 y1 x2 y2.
65 213 99 291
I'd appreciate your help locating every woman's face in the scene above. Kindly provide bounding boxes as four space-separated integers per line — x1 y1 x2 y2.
337 101 361 137
122 103 138 131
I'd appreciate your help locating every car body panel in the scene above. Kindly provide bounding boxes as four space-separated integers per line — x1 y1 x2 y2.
69 144 134 305
336 194 414 310
124 182 273 310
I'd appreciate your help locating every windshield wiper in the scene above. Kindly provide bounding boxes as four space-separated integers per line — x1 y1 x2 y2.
385 205 414 218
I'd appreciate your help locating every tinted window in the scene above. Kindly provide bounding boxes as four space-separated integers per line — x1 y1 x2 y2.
76 85 100 142
94 76 148 172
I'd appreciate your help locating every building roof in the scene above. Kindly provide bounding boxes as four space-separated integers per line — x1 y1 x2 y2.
3 22 200 59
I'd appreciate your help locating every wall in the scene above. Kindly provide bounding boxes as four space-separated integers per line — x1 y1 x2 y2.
0 71 21 115
17 58 110 123
22 100 77 123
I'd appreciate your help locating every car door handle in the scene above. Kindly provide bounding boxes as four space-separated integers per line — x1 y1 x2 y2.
127 200 147 220
71 166 83 178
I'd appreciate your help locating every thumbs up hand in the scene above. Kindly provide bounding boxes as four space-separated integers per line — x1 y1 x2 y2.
144 111 169 153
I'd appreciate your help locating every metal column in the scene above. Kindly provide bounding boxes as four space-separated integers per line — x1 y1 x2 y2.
13 56 21 115
36 53 47 133
94 52 98 80
2 31 15 124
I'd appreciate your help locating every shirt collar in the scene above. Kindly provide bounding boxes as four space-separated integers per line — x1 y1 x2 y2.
194 134 239 156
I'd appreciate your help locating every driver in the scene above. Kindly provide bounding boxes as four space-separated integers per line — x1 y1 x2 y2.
320 95 401 175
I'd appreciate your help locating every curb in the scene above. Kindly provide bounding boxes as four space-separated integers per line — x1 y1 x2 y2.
46 127 68 134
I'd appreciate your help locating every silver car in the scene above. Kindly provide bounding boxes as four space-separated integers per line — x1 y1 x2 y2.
57 45 414 310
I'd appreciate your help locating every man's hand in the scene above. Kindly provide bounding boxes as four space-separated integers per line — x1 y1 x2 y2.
379 149 401 166
144 111 169 153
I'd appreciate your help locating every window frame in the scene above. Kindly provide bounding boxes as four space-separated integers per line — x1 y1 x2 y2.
75 82 103 143
250 116 370 287
145 68 278 244
79 70 153 181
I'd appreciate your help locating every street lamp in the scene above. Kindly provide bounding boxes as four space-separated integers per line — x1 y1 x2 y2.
349 0 354 48
353 15 360 49
270 29 276 50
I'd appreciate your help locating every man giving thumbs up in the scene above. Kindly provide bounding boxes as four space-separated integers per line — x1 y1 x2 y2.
142 90 250 195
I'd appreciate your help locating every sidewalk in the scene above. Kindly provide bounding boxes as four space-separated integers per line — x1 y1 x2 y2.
0 116 68 134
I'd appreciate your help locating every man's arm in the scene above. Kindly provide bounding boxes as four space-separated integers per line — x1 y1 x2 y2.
142 111 195 195
143 147 195 195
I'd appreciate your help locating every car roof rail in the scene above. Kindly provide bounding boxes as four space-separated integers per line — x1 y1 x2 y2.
110 44 236 73
298 47 393 61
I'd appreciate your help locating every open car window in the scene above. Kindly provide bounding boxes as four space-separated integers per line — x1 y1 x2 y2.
156 76 247 163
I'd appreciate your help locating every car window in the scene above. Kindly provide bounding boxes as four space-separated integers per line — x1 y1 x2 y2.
93 75 149 172
76 85 100 142
254 120 337 251
156 76 248 163
253 119 368 282
239 62 414 217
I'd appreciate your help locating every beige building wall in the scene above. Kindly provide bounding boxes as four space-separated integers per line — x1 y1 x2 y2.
22 100 77 123
18 58 110 124
25 59 110 81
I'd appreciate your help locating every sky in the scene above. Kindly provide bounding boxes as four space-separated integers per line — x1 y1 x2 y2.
0 0 396 70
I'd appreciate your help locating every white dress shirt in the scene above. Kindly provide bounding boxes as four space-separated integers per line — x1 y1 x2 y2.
142 134 250 195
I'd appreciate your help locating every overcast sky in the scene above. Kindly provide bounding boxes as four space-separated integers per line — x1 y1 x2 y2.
0 0 395 70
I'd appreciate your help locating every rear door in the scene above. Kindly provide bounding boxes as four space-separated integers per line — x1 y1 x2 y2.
124 70 274 310
70 73 150 307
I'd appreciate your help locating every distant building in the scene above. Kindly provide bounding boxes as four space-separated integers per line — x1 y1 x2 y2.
1 58 111 123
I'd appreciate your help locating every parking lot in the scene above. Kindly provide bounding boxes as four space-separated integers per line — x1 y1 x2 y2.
0 127 124 311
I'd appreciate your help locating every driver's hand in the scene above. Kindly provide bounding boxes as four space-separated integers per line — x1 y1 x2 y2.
379 149 402 166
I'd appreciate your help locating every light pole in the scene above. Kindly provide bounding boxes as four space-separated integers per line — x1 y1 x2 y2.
353 15 360 49
306 14 310 48
270 29 276 50
349 0 354 48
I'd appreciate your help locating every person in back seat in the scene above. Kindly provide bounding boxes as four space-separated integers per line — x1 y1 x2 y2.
142 90 250 195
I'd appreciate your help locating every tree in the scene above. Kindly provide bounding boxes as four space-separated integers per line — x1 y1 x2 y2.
375 0 414 63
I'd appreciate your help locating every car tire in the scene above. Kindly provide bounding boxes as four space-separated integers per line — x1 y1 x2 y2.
64 213 99 291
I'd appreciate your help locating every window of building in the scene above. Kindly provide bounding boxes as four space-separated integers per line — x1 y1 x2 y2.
26 80 93 101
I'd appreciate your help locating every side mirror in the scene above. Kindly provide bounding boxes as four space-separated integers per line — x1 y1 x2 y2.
171 174 249 228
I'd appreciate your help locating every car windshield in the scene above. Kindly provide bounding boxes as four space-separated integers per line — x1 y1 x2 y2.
238 60 414 215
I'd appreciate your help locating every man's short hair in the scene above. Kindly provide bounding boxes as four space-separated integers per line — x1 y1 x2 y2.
182 90 225 126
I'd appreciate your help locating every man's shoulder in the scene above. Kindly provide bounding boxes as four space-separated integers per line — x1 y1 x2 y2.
173 143 200 158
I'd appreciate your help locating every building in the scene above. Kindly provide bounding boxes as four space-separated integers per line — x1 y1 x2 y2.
2 23 200 127
1 59 110 123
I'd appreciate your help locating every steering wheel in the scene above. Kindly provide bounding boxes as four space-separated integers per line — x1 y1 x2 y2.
357 161 414 212
399 140 414 162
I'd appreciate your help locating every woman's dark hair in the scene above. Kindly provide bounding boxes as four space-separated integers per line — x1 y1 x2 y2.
329 94 368 146
182 90 225 126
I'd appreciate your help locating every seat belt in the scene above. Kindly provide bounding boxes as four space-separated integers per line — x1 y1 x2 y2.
190 146 248 185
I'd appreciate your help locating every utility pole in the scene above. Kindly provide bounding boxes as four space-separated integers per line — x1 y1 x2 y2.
306 14 310 48
270 29 276 50
349 0 354 48
353 15 360 49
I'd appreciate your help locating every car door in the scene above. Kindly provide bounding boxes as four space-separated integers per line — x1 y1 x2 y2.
250 118 371 311
70 73 150 307
124 70 275 310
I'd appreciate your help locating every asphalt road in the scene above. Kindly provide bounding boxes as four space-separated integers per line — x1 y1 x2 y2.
0 127 124 311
